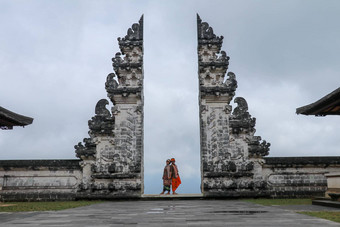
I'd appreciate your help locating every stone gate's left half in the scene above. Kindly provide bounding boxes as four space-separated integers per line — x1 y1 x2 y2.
0 16 144 201
75 15 144 199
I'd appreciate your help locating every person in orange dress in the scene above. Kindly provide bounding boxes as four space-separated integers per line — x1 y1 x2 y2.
170 158 181 194
160 159 172 195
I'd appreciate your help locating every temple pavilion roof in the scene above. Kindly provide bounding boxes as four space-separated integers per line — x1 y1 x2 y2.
0 106 33 130
296 87 340 116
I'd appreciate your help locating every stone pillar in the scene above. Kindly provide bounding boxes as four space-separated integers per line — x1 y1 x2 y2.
107 14 144 194
197 14 270 197
75 15 144 199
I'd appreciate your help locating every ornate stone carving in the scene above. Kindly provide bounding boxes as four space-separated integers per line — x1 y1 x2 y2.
198 15 270 197
230 97 256 134
224 72 237 92
198 50 230 69
118 15 143 48
232 97 249 116
229 97 270 157
105 73 118 93
199 72 237 96
75 15 144 199
107 16 144 101
75 99 114 159
95 99 111 117
112 52 143 78
88 99 114 136
248 136 270 157
197 14 236 105
75 138 96 159
197 14 223 46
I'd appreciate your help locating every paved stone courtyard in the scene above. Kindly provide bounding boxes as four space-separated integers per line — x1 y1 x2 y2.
0 200 339 226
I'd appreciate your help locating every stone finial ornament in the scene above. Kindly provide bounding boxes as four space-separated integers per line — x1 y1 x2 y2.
118 15 143 48
95 99 111 117
87 99 114 137
230 97 256 129
75 138 96 159
105 73 118 93
224 72 237 89
248 137 270 157
197 14 223 45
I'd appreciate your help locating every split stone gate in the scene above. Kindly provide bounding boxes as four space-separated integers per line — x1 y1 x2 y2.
73 15 270 198
1 15 340 201
74 14 270 198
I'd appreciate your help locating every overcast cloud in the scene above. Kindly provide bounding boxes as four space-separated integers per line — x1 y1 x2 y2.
1 0 339 194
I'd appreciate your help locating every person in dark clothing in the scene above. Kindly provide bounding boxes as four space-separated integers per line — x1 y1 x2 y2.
160 159 172 195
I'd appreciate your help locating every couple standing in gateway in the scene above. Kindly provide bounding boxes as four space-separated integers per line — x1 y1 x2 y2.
160 158 181 195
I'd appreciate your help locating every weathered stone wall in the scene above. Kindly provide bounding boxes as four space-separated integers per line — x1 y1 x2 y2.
0 160 81 201
263 157 340 198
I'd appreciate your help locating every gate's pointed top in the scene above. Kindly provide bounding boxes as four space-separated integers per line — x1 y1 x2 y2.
118 15 144 48
196 14 223 45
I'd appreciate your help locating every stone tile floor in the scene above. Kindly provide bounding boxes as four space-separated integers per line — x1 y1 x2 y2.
0 200 339 226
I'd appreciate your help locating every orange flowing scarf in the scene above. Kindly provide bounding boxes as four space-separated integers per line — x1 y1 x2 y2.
171 164 181 192
172 176 181 192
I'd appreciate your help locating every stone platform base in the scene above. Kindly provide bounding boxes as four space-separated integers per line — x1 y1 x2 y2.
1 199 338 226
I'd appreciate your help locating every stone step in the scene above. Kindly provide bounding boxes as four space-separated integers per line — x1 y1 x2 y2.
313 197 331 201
141 193 203 200
312 199 340 208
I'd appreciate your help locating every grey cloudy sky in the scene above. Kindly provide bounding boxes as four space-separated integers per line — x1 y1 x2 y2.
1 0 339 194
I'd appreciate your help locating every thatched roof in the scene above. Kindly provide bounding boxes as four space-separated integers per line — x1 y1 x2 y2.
0 106 33 129
296 87 340 116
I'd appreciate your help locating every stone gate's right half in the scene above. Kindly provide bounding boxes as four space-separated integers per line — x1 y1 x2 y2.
197 15 270 197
